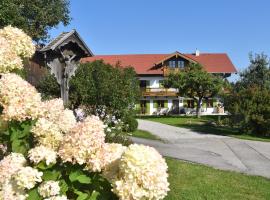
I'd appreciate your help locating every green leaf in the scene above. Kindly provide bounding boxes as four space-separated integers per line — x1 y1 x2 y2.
69 170 84 182
88 191 100 200
10 129 19 141
77 175 91 184
42 170 61 181
76 192 88 200
9 120 33 141
59 179 68 195
27 188 42 200
36 161 55 170
11 139 27 155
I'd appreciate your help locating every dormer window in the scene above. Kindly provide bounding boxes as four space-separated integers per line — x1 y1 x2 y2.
168 60 176 68
178 60 185 69
168 60 185 69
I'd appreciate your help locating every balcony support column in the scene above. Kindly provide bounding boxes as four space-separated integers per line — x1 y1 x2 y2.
149 99 154 115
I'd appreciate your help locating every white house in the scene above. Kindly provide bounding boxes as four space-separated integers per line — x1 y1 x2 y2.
82 51 237 115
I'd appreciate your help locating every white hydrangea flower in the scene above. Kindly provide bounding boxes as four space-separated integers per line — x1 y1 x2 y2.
102 143 127 181
0 180 28 200
40 99 76 133
55 109 76 133
0 73 43 121
0 25 35 58
0 153 26 188
42 99 65 122
38 181 60 198
44 195 68 200
31 118 63 150
13 167 43 189
111 144 170 200
28 145 57 165
0 37 23 73
58 116 106 171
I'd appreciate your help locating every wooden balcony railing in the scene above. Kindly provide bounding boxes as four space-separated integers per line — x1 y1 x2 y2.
141 88 178 97
163 67 183 76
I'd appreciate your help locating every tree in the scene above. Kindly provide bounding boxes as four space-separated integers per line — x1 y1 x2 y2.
224 53 270 136
166 63 224 117
0 0 71 42
69 60 140 117
236 53 270 90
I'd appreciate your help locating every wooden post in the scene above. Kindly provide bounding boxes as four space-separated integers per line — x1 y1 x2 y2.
46 53 78 106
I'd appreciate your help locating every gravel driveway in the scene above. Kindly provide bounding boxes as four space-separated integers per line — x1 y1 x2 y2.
133 119 270 178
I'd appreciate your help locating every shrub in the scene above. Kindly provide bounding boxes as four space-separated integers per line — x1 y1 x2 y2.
69 61 140 112
224 53 270 137
227 87 270 136
122 113 138 132
37 71 60 100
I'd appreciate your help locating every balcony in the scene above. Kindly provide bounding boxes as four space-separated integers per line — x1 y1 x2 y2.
141 88 178 97
163 67 183 76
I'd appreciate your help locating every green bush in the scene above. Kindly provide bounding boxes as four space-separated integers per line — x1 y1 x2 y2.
224 53 270 137
238 87 270 136
122 114 138 132
36 71 60 100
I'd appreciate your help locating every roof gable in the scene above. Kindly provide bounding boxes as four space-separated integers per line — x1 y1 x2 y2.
154 51 197 66
40 30 93 57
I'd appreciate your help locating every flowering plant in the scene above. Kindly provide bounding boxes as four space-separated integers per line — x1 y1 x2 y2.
0 26 169 200
0 26 35 73
78 105 132 146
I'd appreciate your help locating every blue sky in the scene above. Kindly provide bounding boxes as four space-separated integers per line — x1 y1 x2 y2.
50 0 270 81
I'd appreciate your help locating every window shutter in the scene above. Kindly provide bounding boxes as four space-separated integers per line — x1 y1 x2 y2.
154 100 158 108
146 101 150 114
164 100 168 108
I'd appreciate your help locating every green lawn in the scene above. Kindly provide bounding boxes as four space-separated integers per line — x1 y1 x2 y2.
138 116 270 142
131 129 161 141
165 157 270 200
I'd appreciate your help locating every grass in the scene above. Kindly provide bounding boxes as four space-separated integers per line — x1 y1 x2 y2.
131 129 161 141
138 115 270 142
165 157 270 200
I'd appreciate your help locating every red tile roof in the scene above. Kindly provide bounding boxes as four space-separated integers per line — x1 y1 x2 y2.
185 53 237 73
81 53 237 75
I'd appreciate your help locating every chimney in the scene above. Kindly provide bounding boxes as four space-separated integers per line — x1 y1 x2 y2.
195 49 200 56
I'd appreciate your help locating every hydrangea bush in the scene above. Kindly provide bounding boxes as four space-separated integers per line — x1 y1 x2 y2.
0 26 169 200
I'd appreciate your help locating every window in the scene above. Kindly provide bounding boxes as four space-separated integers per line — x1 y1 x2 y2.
157 100 165 108
140 80 150 88
206 99 213 108
155 100 165 108
177 60 185 68
186 100 195 108
168 60 176 68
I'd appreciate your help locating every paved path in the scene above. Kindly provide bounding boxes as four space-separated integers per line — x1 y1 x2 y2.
133 119 270 178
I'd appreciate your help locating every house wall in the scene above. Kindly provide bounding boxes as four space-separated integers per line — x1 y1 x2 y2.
138 96 223 115
138 76 164 88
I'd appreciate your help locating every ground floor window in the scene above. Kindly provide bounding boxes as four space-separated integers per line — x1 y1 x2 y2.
206 99 214 108
154 100 166 108
157 100 165 108
186 100 195 108
140 100 149 114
